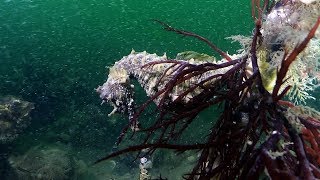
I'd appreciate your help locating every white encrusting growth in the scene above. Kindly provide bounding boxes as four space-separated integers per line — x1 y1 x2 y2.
228 0 320 104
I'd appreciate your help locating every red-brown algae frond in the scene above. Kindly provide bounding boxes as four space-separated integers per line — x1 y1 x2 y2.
153 20 232 61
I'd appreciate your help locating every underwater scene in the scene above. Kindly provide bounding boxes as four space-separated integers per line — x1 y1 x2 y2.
1 0 320 179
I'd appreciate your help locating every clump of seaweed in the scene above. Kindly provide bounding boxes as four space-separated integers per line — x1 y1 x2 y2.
96 0 320 179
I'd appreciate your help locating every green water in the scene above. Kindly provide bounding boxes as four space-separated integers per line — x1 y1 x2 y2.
4 0 317 179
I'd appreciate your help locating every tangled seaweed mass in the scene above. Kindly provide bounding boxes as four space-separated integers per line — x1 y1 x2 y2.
97 0 320 179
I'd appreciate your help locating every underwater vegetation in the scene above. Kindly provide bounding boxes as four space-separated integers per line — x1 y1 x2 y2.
97 0 320 179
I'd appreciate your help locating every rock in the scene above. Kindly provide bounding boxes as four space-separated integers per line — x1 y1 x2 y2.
0 96 34 144
9 145 74 180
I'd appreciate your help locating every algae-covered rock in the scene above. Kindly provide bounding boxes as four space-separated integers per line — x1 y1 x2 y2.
9 145 74 180
0 96 34 144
